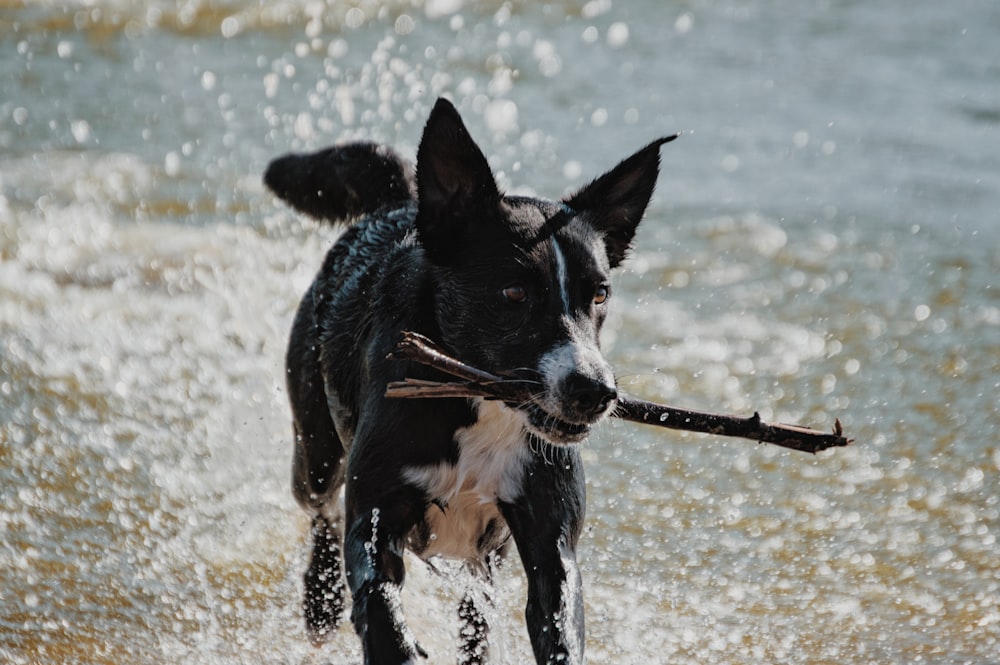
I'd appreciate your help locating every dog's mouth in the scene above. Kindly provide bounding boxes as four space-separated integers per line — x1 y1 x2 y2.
521 402 592 445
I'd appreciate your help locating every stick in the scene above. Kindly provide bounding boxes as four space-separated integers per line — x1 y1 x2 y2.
387 331 853 454
611 397 850 454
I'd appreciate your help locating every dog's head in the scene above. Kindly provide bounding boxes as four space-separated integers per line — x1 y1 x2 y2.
415 98 675 445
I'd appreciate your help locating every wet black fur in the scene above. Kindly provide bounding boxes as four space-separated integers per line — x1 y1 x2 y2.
267 98 673 664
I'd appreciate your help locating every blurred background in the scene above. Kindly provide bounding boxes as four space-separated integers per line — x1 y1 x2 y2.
1 1 997 663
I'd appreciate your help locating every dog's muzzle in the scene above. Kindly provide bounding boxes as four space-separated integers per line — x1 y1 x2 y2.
520 372 618 445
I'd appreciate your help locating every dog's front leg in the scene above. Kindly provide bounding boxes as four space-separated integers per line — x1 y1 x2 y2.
344 502 427 664
500 447 587 665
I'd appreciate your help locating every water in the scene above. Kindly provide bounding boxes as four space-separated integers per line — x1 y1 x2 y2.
2 1 998 663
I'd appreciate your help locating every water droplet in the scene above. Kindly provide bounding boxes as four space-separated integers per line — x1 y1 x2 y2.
674 12 694 34
71 119 91 143
607 22 629 48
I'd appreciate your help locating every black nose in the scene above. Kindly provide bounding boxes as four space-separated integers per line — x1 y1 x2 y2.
564 374 618 419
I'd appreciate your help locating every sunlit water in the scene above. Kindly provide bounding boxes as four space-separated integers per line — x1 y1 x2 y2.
2 1 998 663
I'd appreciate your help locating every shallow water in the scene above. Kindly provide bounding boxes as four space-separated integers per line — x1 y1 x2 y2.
1 1 998 663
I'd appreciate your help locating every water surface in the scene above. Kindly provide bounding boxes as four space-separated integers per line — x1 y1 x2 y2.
2 1 998 663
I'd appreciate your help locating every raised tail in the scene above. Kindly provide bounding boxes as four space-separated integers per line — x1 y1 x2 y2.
264 142 416 224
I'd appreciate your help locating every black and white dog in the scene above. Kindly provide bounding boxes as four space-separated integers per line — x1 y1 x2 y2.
265 98 675 664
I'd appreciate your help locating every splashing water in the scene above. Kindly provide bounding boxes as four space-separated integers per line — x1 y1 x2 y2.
2 1 999 663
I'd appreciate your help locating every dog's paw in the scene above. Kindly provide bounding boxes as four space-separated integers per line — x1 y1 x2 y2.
303 571 346 646
304 517 346 645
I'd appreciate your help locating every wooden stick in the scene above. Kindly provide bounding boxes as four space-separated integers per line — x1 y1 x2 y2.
387 331 853 454
612 397 850 454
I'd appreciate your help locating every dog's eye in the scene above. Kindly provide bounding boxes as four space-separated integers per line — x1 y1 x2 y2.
501 284 528 303
593 284 610 305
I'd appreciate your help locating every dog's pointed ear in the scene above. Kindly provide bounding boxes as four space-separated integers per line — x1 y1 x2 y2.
563 134 678 268
415 98 500 261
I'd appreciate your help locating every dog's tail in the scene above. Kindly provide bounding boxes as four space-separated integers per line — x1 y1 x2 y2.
264 142 416 224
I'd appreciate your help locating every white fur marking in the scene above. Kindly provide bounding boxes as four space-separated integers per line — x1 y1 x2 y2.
551 236 571 315
402 400 531 561
560 549 584 663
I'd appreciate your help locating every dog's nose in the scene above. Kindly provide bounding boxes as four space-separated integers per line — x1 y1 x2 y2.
564 374 618 419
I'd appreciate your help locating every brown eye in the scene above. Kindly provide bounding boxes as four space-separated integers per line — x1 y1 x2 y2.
502 284 528 303
594 284 610 305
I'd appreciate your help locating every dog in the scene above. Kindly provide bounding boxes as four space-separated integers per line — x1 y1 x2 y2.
265 97 675 664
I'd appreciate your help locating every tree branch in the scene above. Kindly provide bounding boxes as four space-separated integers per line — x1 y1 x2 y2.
386 331 853 454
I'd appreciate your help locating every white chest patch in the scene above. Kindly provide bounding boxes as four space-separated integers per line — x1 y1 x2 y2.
402 399 531 561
